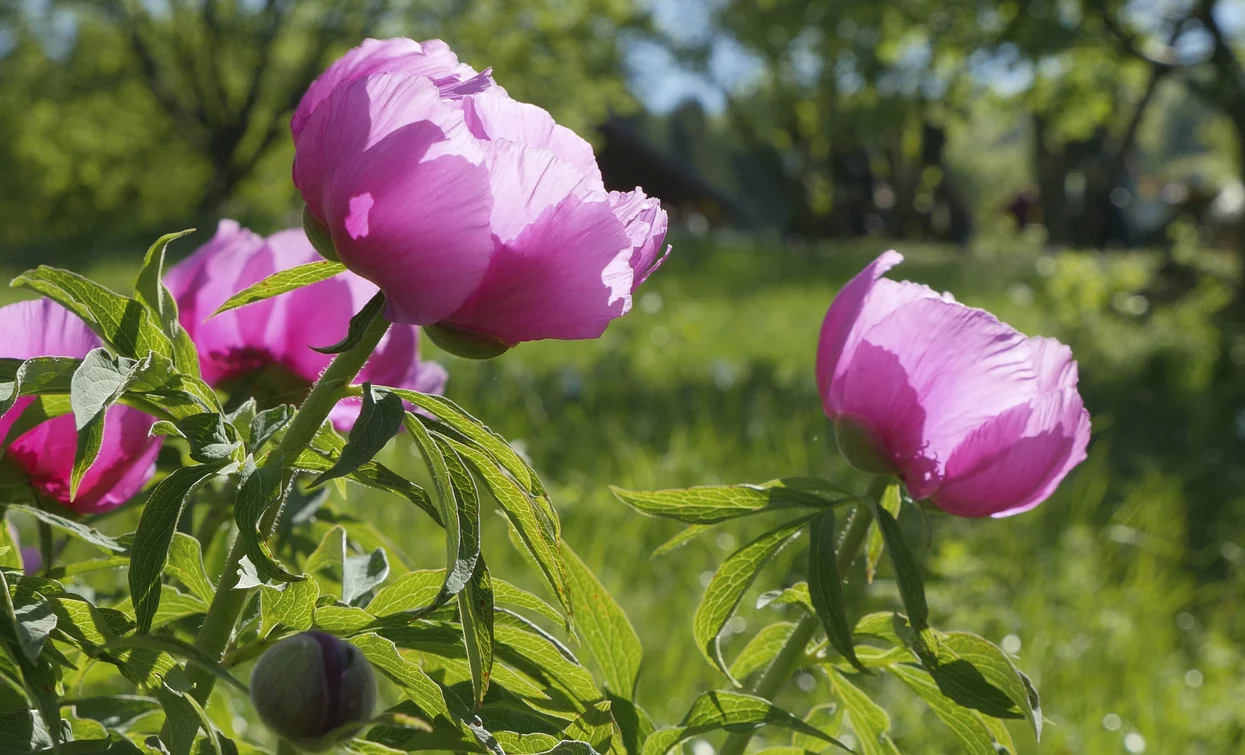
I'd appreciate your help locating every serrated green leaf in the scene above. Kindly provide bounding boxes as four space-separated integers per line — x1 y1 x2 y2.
870 499 928 632
313 385 404 488
825 667 899 755
69 349 151 499
561 542 641 700
12 266 174 361
211 261 346 316
448 437 571 623
134 230 199 376
641 691 848 755
612 480 833 525
233 454 300 585
791 703 843 752
808 512 866 673
164 534 213 606
130 463 226 633
864 483 901 584
729 622 795 681
887 663 999 755
694 517 810 684
259 576 318 638
312 291 386 354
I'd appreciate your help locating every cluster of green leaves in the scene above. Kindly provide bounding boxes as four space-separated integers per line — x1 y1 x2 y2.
614 478 1040 754
0 235 663 755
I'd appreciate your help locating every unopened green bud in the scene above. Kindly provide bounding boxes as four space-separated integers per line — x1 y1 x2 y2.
249 631 377 751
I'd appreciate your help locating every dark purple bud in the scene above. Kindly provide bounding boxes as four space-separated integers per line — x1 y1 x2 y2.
249 631 378 751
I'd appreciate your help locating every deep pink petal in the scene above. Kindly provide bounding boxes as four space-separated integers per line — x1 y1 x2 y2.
932 389 1090 517
464 90 603 189
444 194 633 345
295 73 495 325
816 251 904 409
609 189 670 288
292 38 491 140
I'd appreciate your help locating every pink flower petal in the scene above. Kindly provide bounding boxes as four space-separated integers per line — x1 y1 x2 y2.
464 89 603 189
932 389 1091 517
444 193 633 345
816 251 904 408
292 37 492 140
484 138 604 243
609 189 670 288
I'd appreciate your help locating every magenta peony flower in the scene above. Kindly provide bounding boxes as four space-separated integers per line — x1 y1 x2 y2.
817 251 1090 518
166 221 447 431
0 300 162 514
291 38 669 355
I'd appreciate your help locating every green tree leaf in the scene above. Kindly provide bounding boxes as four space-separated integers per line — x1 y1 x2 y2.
824 667 899 755
612 481 833 525
210 260 346 316
312 385 404 487
311 291 386 354
869 499 928 631
728 622 795 681
233 454 301 585
808 512 867 673
164 534 214 606
133 229 199 376
694 518 810 683
560 542 642 700
130 463 227 633
887 663 1000 755
259 576 319 638
641 691 849 755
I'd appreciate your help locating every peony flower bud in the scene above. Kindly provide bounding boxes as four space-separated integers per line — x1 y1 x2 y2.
291 38 670 352
0 300 162 514
816 251 1091 518
165 220 447 431
249 631 378 751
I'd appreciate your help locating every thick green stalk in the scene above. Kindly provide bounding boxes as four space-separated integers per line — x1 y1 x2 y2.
718 477 887 755
186 313 391 704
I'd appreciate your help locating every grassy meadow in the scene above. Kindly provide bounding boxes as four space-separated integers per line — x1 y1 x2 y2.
3 234 1243 754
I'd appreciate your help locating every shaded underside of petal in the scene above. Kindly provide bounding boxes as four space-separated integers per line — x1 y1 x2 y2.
815 251 904 409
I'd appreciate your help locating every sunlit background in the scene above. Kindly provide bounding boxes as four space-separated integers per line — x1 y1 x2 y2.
4 1 1245 752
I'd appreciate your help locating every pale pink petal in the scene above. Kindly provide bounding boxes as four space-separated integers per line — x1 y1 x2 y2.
291 38 491 140
609 189 670 288
444 194 633 345
816 251 904 408
464 90 603 189
1027 336 1079 391
932 389 1090 518
295 73 495 325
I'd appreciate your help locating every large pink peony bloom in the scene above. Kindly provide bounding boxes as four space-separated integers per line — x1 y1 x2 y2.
817 252 1091 518
166 220 447 430
291 38 669 353
0 300 162 514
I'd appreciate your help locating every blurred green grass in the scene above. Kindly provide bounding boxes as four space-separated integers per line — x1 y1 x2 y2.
4 235 1243 754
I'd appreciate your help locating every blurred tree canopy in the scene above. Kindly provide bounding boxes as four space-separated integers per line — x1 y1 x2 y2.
0 0 644 252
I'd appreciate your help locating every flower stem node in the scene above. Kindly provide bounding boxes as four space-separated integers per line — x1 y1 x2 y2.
302 206 339 262
424 321 512 360
249 631 378 752
834 414 898 475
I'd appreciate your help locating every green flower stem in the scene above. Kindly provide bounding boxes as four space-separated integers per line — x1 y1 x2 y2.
718 476 887 755
185 312 392 705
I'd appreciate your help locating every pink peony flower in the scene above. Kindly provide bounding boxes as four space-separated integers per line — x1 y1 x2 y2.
817 251 1091 518
291 38 669 355
166 220 447 430
0 300 162 514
